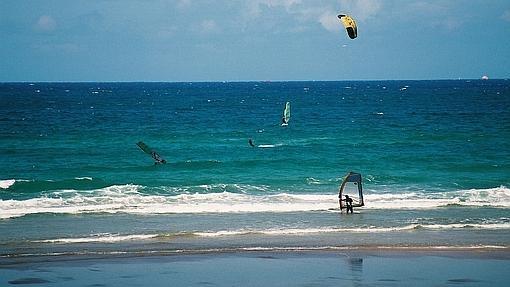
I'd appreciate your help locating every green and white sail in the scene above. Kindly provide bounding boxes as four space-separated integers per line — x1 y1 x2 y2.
282 102 291 125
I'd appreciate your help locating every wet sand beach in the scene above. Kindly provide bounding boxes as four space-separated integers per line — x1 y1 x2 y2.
1 248 509 287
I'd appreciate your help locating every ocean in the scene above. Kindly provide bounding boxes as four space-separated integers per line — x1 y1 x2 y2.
1 80 509 257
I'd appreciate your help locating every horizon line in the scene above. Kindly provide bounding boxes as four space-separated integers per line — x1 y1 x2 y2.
1 78 507 84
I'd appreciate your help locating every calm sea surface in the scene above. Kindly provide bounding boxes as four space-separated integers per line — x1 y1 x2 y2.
1 80 509 256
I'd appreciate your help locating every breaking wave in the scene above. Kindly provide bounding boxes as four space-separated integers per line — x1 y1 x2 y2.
0 179 16 189
1 184 509 219
28 222 510 244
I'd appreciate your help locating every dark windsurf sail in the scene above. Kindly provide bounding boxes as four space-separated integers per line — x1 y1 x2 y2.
136 141 167 164
338 171 364 210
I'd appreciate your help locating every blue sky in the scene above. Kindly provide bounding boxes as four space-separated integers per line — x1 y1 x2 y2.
1 0 509 81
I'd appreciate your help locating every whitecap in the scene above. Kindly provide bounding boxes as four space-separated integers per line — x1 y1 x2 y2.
1 186 509 219
258 143 283 148
0 179 16 189
74 177 93 181
34 233 158 244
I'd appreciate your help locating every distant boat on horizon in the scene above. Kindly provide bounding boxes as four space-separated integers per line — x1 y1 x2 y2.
482 75 489 80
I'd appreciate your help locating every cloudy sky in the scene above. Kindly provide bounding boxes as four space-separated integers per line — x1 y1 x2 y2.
1 0 509 81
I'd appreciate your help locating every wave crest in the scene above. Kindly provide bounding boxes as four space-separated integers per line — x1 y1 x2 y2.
1 185 509 219
29 222 510 244
0 179 16 189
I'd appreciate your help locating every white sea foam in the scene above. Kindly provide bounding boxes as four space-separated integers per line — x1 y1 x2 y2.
34 234 158 244
194 223 510 237
421 223 510 230
194 226 419 237
257 144 283 148
74 177 93 181
5 245 508 258
1 185 509 219
31 222 510 244
365 186 510 209
306 177 322 185
0 179 16 189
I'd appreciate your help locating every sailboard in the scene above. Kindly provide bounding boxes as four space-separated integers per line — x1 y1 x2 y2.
338 171 364 210
281 102 291 126
136 141 167 164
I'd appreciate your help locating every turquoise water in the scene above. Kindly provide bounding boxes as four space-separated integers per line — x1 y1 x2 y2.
1 80 509 255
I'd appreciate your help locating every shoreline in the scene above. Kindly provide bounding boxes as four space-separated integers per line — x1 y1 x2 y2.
2 247 509 287
2 245 509 266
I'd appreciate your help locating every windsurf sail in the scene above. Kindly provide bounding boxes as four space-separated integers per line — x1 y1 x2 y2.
282 102 291 125
136 141 167 164
338 171 364 210
337 14 357 39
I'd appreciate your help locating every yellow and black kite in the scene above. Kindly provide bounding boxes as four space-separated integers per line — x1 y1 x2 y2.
337 14 357 39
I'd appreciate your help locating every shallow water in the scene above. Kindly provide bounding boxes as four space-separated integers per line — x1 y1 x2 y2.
1 80 509 255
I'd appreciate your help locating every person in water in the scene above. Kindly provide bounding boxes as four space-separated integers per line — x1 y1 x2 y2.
151 151 167 164
343 194 354 213
248 138 255 147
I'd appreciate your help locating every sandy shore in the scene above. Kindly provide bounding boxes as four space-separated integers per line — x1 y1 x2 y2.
1 247 509 286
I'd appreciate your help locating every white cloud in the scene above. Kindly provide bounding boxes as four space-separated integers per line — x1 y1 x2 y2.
35 15 56 32
400 2 462 31
319 11 340 32
260 0 302 9
247 0 302 17
238 0 385 34
406 1 448 14
338 0 382 21
176 0 191 10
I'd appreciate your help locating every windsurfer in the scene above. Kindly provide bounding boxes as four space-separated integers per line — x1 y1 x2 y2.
281 102 290 126
249 138 255 147
342 195 354 213
151 151 167 164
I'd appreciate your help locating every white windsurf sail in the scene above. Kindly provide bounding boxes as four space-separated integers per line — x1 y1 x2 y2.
282 102 290 125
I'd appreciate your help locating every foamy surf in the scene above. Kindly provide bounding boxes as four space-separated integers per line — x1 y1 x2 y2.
28 222 510 245
4 245 508 259
0 179 16 189
33 234 158 244
365 186 510 209
194 223 510 237
257 144 283 148
74 177 93 181
194 226 419 237
1 185 509 219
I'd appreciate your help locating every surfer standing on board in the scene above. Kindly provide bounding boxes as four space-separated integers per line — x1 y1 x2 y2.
248 138 255 147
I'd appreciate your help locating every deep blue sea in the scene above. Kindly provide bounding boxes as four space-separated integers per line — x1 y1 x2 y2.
1 80 509 256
